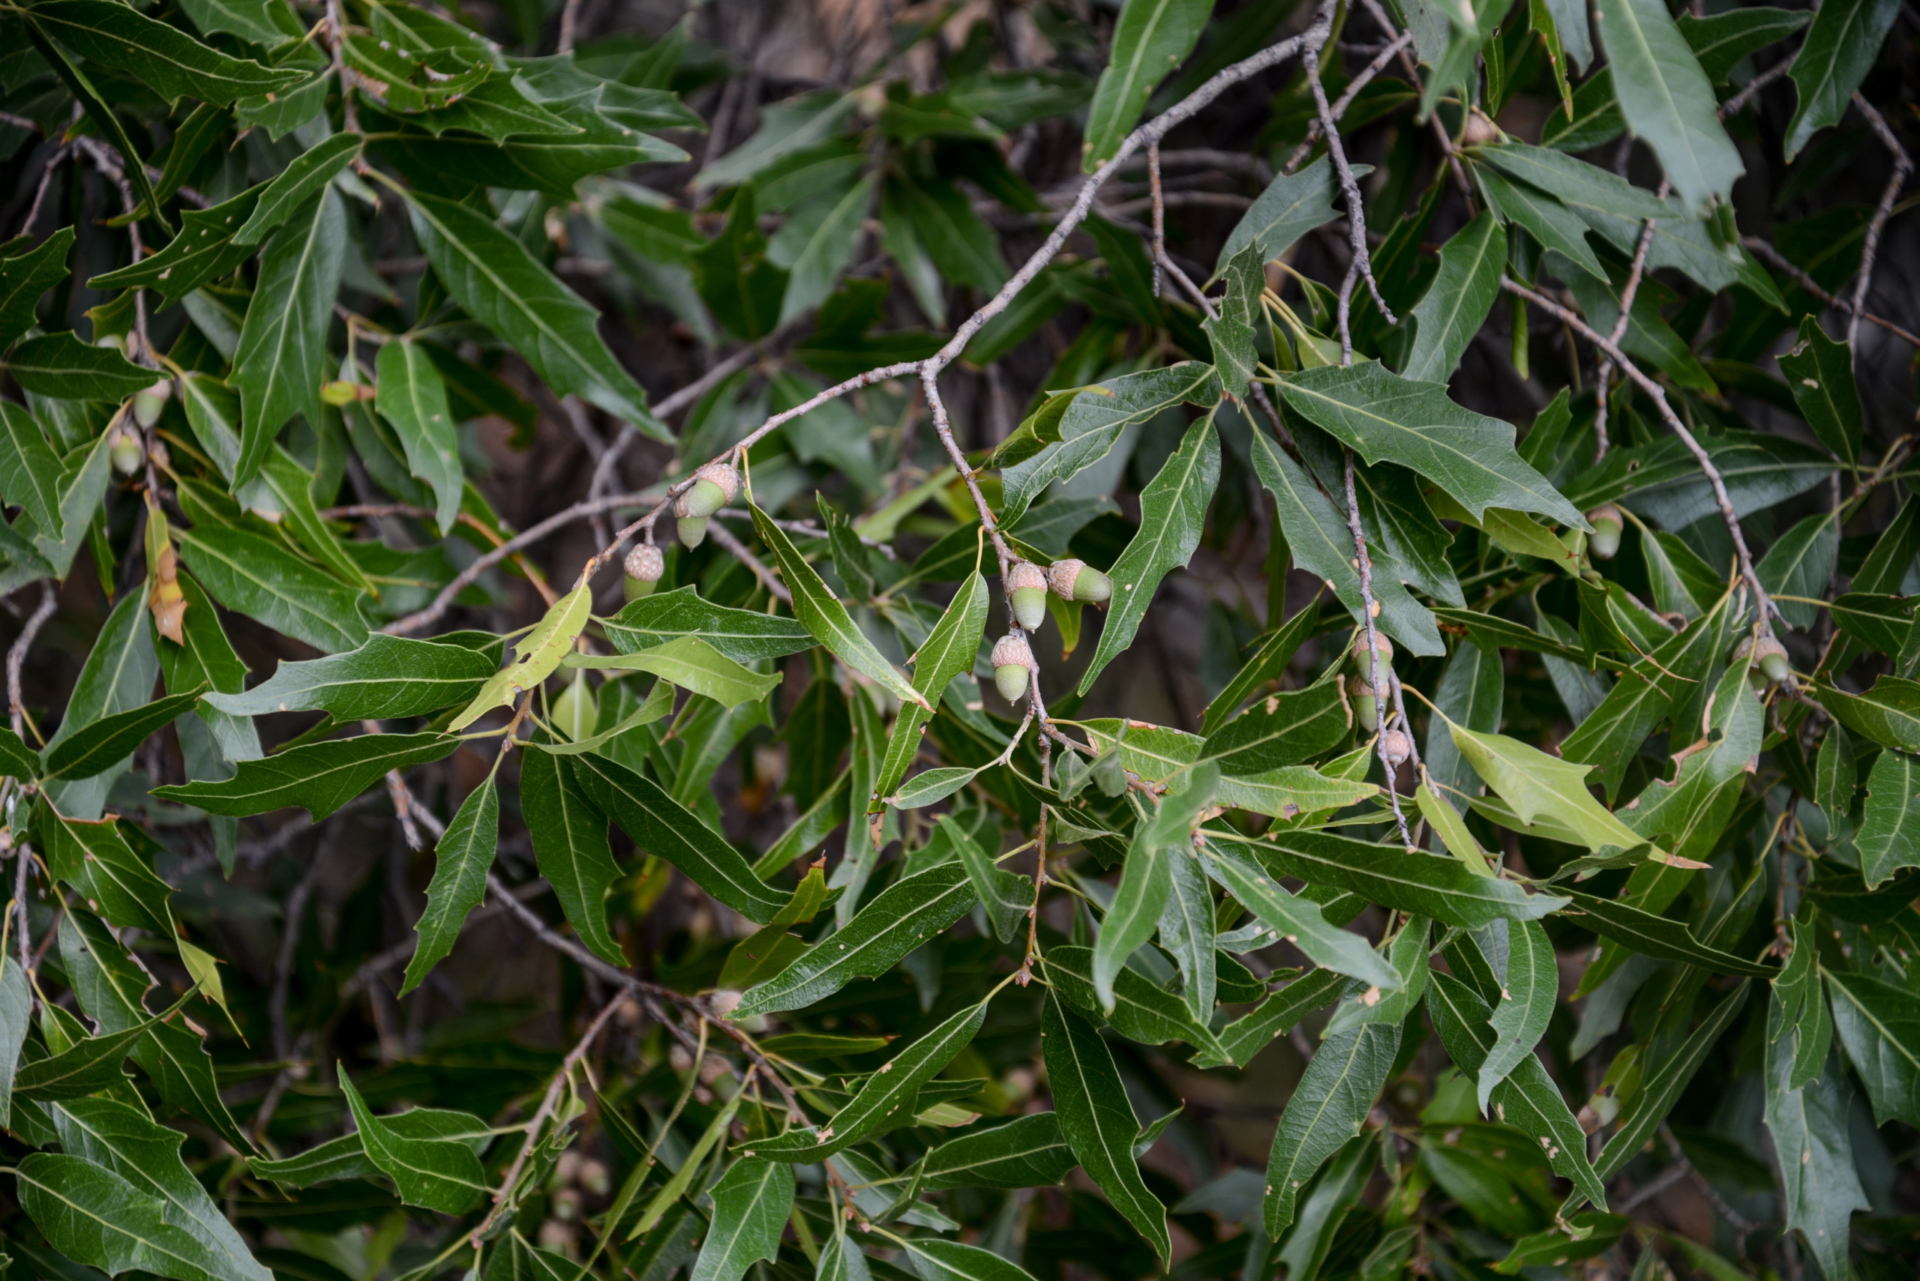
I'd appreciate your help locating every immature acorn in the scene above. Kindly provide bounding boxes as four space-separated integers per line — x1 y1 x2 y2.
109 423 144 477
624 542 664 600
1008 561 1048 631
991 633 1037 703
132 378 171 430
1349 675 1382 732
673 461 738 548
1350 631 1394 678
1047 557 1113 605
1586 504 1624 560
1754 635 1791 684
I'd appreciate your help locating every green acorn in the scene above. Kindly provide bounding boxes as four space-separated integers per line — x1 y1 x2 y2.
1349 675 1381 732
1008 561 1048 631
552 670 597 742
1586 504 1623 560
1350 632 1394 682
1047 557 1113 604
1754 635 1790 684
624 542 664 600
991 633 1036 703
109 423 144 477
674 461 738 548
132 378 171 429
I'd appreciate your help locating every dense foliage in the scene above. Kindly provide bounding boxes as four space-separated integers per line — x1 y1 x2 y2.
0 0 1915 1276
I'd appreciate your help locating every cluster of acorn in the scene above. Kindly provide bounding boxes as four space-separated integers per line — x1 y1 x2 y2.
1345 633 1411 768
107 376 173 477
1584 502 1793 687
989 558 1114 703
621 460 741 598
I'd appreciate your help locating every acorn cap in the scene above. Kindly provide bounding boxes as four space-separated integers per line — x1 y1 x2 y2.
991 631 1036 703
625 543 665 582
991 633 1036 672
1585 503 1623 531
1381 730 1412 767
1351 632 1394 673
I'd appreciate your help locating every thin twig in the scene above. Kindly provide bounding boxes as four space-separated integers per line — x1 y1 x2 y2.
1147 142 1166 300
1717 59 1791 121
1845 93 1913 355
472 989 627 1243
1503 278 1781 632
706 517 793 603
587 324 802 509
485 872 808 1121
1354 0 1473 196
270 851 327 1061
1282 31 1413 176
9 581 56 741
1300 2 1392 362
556 0 586 53
1592 187 1664 463
324 1 359 134
384 491 655 634
1739 237 1920 347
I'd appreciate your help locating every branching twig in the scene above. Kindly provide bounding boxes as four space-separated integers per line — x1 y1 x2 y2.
1503 277 1781 632
706 517 793 604
472 988 627 1243
1845 93 1912 355
1592 187 1664 462
485 872 808 1122
1282 31 1413 176
385 491 654 634
1300 2 1392 363
1717 59 1791 120
1740 238 1920 348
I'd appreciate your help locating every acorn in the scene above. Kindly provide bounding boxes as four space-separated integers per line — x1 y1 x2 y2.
132 378 171 429
991 633 1036 703
1008 561 1048 631
1349 675 1382 732
1754 636 1791 684
1350 632 1394 680
1586 504 1623 560
552 671 597 742
674 461 738 548
1381 729 1412 768
624 542 664 601
1047 557 1113 604
109 423 144 477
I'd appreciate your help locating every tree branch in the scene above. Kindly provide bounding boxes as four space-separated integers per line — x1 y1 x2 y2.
1846 92 1913 355
1501 277 1782 633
